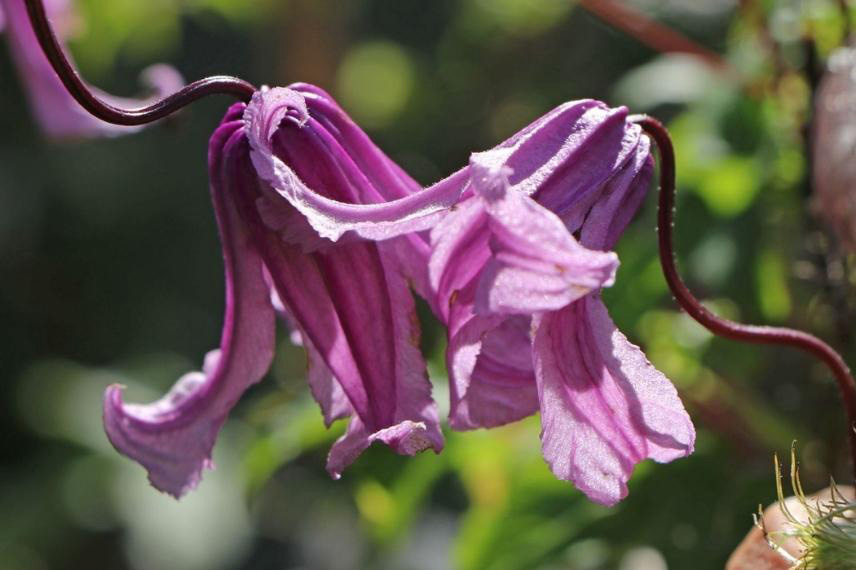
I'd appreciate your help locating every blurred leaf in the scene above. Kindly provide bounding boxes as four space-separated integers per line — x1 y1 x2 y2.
336 41 415 128
459 0 573 39
696 156 762 217
356 452 447 545
612 54 724 110
73 0 181 76
756 249 792 321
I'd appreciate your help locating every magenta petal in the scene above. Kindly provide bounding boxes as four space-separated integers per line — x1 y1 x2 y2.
493 101 639 217
327 417 442 479
303 332 352 428
103 114 276 498
290 82 423 202
0 0 184 139
428 193 540 430
263 274 350 426
257 225 443 475
532 296 695 506
467 151 619 315
271 294 351 427
243 87 465 242
580 135 654 250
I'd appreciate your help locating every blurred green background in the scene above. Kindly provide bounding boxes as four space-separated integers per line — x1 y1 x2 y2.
2 1 855 568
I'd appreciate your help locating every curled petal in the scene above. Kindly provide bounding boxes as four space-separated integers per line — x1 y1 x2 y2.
490 100 641 223
0 0 184 139
303 333 352 428
291 82 423 203
103 113 275 497
532 296 695 506
468 151 619 315
327 417 441 478
244 87 465 242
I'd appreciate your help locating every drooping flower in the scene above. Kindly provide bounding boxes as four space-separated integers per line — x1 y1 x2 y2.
101 80 692 505
0 0 183 138
103 85 464 497
427 100 695 505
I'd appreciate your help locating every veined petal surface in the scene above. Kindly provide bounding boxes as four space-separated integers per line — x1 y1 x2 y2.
532 296 695 506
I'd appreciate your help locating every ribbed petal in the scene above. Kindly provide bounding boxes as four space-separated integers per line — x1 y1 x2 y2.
478 100 641 229
103 108 275 498
240 83 446 474
532 296 695 506
579 135 654 250
291 83 422 202
325 242 443 476
527 105 644 230
269 288 351 427
244 87 464 242
255 222 443 477
0 0 183 139
428 196 491 321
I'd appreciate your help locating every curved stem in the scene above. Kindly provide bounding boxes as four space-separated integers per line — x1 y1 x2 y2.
633 115 856 481
24 0 256 125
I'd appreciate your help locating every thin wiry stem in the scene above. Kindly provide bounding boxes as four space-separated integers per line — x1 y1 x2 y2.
633 115 856 481
23 0 256 125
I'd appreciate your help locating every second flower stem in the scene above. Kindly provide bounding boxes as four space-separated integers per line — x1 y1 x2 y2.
634 115 856 481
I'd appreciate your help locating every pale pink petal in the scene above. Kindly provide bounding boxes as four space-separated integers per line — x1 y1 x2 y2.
468 151 619 315
447 308 538 429
532 296 695 506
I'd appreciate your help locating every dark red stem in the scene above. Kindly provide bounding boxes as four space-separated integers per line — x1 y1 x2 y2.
23 0 256 125
634 115 856 481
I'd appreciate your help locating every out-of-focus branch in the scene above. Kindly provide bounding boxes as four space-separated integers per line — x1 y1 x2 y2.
579 0 734 74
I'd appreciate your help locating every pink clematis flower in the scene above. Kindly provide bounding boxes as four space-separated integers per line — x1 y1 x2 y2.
0 0 182 138
103 85 463 497
427 100 695 506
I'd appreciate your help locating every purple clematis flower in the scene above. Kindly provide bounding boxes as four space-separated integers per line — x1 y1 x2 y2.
101 80 692 505
0 0 182 138
103 84 464 497
427 100 695 505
